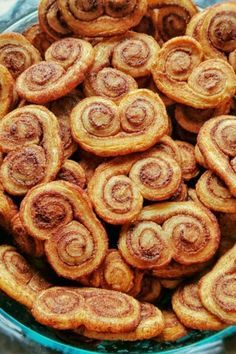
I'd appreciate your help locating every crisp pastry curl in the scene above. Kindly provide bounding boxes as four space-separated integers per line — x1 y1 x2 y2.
23 24 54 56
32 286 141 332
137 275 162 303
198 2 236 61
172 282 225 330
229 50 236 72
152 260 210 279
16 38 94 104
186 10 207 41
155 310 188 342
155 135 182 165
39 0 72 40
57 0 148 37
0 65 15 120
176 141 199 181
0 189 17 232
0 245 51 309
47 89 83 158
0 33 41 79
79 250 136 294
199 245 236 325
194 144 208 169
57 160 86 189
71 90 169 157
75 303 164 341
119 201 220 268
88 149 182 225
152 36 236 109
196 171 236 214
0 105 63 196
197 115 236 197
170 183 188 202
175 100 231 134
149 0 198 44
11 213 44 258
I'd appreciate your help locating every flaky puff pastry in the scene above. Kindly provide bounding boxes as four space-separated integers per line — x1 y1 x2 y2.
148 0 198 44
23 24 54 56
57 160 86 189
199 245 236 325
75 302 164 341
0 65 15 120
119 201 220 269
0 33 41 79
16 38 94 104
57 0 148 37
176 141 199 181
137 275 162 303
229 50 236 72
71 89 169 157
196 171 236 214
0 105 63 196
0 189 17 232
0 245 51 309
172 282 225 331
152 36 236 109
88 149 182 224
197 115 236 197
155 310 188 342
32 286 141 332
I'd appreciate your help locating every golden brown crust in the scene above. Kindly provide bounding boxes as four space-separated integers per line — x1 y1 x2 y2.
172 282 225 330
186 10 207 41
152 36 236 109
149 0 198 44
229 49 236 72
23 24 54 56
0 33 41 79
0 65 15 120
38 0 72 40
0 105 63 196
57 160 86 189
71 90 169 157
75 302 164 341
16 38 94 104
197 115 236 197
194 144 208 168
0 245 51 309
196 170 236 213
199 245 236 324
32 286 141 332
155 309 188 342
0 189 18 232
176 141 199 181
11 213 45 258
57 0 148 37
137 275 162 303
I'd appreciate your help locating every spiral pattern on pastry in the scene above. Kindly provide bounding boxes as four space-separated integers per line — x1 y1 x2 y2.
57 0 148 37
0 33 41 79
155 310 188 342
152 259 211 279
175 100 231 134
229 49 236 72
39 0 72 40
23 24 54 56
72 89 168 157
0 65 15 120
0 189 17 232
197 115 236 197
172 282 225 330
11 213 45 258
0 105 63 195
57 160 86 189
186 10 207 41
112 32 160 78
137 275 162 303
176 141 199 181
199 245 236 324
198 2 236 61
16 38 94 104
76 302 164 341
32 286 141 332
47 90 83 158
119 220 172 269
0 245 51 309
149 0 198 43
196 171 236 214
154 135 182 166
152 36 236 109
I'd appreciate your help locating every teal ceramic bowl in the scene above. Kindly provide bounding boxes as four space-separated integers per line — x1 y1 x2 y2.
1 2 236 353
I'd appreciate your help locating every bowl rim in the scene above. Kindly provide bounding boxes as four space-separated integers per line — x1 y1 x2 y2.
1 7 236 354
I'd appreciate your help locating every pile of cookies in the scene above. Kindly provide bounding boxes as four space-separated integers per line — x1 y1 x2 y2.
0 0 235 344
